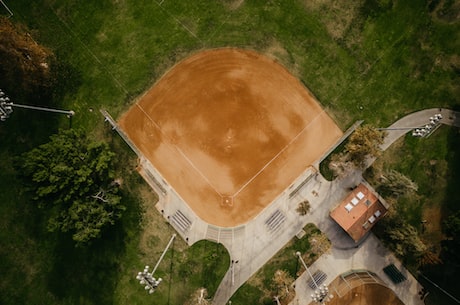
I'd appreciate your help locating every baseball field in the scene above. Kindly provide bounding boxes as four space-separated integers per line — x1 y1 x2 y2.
1 1 459 305
119 48 342 226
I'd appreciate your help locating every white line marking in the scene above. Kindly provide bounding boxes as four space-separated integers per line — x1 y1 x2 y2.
135 104 223 197
155 2 203 44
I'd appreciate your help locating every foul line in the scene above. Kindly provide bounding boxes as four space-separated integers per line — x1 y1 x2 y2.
135 104 223 197
232 110 327 198
155 1 203 45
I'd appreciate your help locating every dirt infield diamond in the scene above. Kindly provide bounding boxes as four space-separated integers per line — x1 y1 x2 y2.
119 48 342 227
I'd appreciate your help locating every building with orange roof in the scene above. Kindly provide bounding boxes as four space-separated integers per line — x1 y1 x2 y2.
330 182 388 243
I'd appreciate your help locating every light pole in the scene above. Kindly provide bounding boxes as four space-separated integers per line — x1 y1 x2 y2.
311 284 330 304
377 113 443 138
136 265 162 294
0 89 13 121
0 89 75 122
136 234 176 295
295 251 332 304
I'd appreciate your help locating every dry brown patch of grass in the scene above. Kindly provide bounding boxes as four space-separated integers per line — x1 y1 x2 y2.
264 39 289 62
430 0 460 23
421 206 444 255
263 39 301 77
221 0 244 11
136 185 187 258
302 0 363 40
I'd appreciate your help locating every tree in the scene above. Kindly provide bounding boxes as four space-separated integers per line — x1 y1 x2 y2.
419 250 442 267
387 223 427 259
380 211 427 263
296 200 311 216
443 211 460 238
328 151 354 178
19 129 125 246
345 125 386 169
185 288 211 305
271 269 294 301
308 232 331 256
377 169 418 198
441 211 460 263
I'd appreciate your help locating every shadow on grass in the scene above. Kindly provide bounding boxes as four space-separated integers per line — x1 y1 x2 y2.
46 189 142 305
421 125 460 305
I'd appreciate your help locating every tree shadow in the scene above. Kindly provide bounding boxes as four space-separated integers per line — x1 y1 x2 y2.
46 190 142 304
421 125 460 305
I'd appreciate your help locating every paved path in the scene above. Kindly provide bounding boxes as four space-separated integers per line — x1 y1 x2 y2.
380 108 459 150
152 108 460 305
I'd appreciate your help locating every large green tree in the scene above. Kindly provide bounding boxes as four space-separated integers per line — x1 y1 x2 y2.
20 129 125 245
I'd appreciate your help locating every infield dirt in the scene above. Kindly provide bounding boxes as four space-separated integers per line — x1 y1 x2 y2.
327 283 404 305
119 48 342 227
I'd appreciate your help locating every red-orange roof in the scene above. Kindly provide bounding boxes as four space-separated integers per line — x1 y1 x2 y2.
330 183 387 242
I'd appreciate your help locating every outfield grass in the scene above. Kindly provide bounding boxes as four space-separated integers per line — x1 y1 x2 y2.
0 1 459 305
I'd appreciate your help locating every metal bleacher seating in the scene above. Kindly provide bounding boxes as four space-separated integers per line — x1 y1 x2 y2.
307 270 327 289
265 209 286 233
383 264 406 284
170 210 192 233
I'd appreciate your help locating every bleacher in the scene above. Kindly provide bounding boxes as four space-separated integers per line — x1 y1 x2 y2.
308 270 327 289
383 264 406 284
169 210 192 233
205 225 219 242
265 209 286 233
289 174 314 198
204 225 246 243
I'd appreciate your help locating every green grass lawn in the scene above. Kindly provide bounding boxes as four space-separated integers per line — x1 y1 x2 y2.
0 0 459 304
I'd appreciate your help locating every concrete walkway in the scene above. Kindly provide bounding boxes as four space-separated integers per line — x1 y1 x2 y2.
151 108 460 305
381 108 460 150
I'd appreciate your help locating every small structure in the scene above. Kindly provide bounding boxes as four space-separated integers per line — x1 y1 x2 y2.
330 183 388 243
